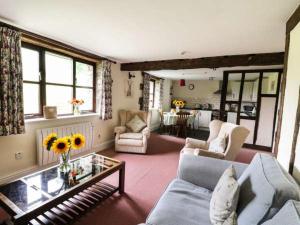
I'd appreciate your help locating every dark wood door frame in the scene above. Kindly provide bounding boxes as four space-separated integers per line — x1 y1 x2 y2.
221 69 283 151
274 5 300 162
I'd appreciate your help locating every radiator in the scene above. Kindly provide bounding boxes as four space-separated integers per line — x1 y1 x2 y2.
36 122 94 166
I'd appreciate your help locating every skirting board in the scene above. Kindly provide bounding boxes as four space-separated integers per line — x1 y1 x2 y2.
0 139 115 185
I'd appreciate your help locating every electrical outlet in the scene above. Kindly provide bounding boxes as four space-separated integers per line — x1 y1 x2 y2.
15 152 23 160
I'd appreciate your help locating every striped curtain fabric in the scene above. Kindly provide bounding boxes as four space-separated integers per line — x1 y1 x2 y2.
0 27 25 136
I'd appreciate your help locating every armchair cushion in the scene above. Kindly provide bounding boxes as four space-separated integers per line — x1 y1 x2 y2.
208 136 226 153
117 139 143 147
119 133 143 140
126 115 147 133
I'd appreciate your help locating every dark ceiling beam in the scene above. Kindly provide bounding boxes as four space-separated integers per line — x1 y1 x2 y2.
286 4 300 34
120 52 284 71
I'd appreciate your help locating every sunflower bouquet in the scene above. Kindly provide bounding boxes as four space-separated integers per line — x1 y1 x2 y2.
43 133 85 172
172 99 186 108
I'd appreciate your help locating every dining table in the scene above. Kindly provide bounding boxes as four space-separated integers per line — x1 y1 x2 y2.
163 112 195 127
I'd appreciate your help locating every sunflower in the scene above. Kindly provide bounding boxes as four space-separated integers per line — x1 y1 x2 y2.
71 133 85 149
52 138 70 154
43 133 57 151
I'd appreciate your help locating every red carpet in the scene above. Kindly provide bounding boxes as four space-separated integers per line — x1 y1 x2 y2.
0 133 260 225
75 133 258 225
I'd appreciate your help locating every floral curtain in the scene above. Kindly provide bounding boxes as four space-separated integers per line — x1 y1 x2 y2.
0 27 25 136
159 79 164 110
142 73 151 112
97 60 112 120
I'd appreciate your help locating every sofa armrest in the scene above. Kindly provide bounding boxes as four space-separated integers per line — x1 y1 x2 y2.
114 126 126 134
185 138 208 149
177 154 248 191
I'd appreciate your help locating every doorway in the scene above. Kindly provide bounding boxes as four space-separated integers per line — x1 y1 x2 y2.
220 69 282 151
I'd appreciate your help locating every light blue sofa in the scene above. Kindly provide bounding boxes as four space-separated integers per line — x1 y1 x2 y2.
140 153 300 225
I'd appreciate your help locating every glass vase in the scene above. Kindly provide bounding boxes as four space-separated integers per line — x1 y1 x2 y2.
73 105 80 115
176 106 180 113
59 152 71 173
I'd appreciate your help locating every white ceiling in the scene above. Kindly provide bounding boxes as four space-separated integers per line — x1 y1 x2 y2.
0 0 298 63
148 65 283 80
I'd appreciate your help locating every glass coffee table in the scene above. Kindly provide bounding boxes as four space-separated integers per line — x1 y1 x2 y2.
0 153 125 225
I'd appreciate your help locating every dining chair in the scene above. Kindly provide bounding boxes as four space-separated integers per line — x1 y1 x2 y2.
174 111 190 137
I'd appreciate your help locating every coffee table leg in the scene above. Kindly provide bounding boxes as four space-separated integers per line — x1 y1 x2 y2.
119 161 125 194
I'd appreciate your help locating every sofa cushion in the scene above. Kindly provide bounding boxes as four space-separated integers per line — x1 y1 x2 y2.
126 115 147 133
237 153 300 225
146 179 212 225
210 165 239 225
262 200 300 225
120 133 143 140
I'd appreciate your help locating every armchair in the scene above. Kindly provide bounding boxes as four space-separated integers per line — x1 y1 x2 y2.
114 110 151 154
182 120 249 161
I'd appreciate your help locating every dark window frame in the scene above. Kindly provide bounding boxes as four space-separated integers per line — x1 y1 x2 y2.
22 42 96 119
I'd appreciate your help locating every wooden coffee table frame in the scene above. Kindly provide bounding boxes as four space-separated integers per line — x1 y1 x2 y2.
0 156 125 225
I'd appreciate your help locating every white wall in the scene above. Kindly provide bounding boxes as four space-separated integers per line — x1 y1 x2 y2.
277 22 300 181
0 63 143 180
172 80 221 109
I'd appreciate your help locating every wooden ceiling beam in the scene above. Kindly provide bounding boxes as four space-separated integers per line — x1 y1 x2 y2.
120 52 284 71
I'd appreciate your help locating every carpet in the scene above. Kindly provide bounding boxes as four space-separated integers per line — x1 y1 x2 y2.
0 133 259 225
75 133 258 225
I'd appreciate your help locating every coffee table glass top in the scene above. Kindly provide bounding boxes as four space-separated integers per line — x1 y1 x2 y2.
0 154 119 213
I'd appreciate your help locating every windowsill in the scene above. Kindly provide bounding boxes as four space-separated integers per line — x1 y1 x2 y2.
25 113 98 123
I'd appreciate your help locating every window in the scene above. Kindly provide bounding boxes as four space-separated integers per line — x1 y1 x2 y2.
21 47 41 115
149 80 155 108
148 79 161 109
21 43 96 118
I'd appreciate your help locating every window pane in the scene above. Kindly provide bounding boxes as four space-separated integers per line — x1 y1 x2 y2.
262 72 278 95
23 83 40 114
46 85 73 114
76 88 93 111
76 62 93 87
45 52 73 85
22 48 40 81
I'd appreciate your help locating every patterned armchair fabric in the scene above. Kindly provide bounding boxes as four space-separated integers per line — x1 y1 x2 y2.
114 110 151 154
182 120 250 161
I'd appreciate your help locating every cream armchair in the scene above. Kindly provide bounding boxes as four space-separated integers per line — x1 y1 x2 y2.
182 120 250 161
114 110 151 154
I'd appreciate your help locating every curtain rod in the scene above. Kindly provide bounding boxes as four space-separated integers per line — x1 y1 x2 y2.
0 21 116 64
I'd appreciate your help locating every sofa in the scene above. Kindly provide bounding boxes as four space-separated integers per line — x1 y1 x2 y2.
114 110 151 154
140 153 300 225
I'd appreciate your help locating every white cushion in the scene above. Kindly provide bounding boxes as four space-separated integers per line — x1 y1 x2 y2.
117 139 143 147
120 133 143 140
126 115 147 133
210 165 240 225
208 137 226 153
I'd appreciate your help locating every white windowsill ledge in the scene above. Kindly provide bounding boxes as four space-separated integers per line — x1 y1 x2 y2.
25 113 98 124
